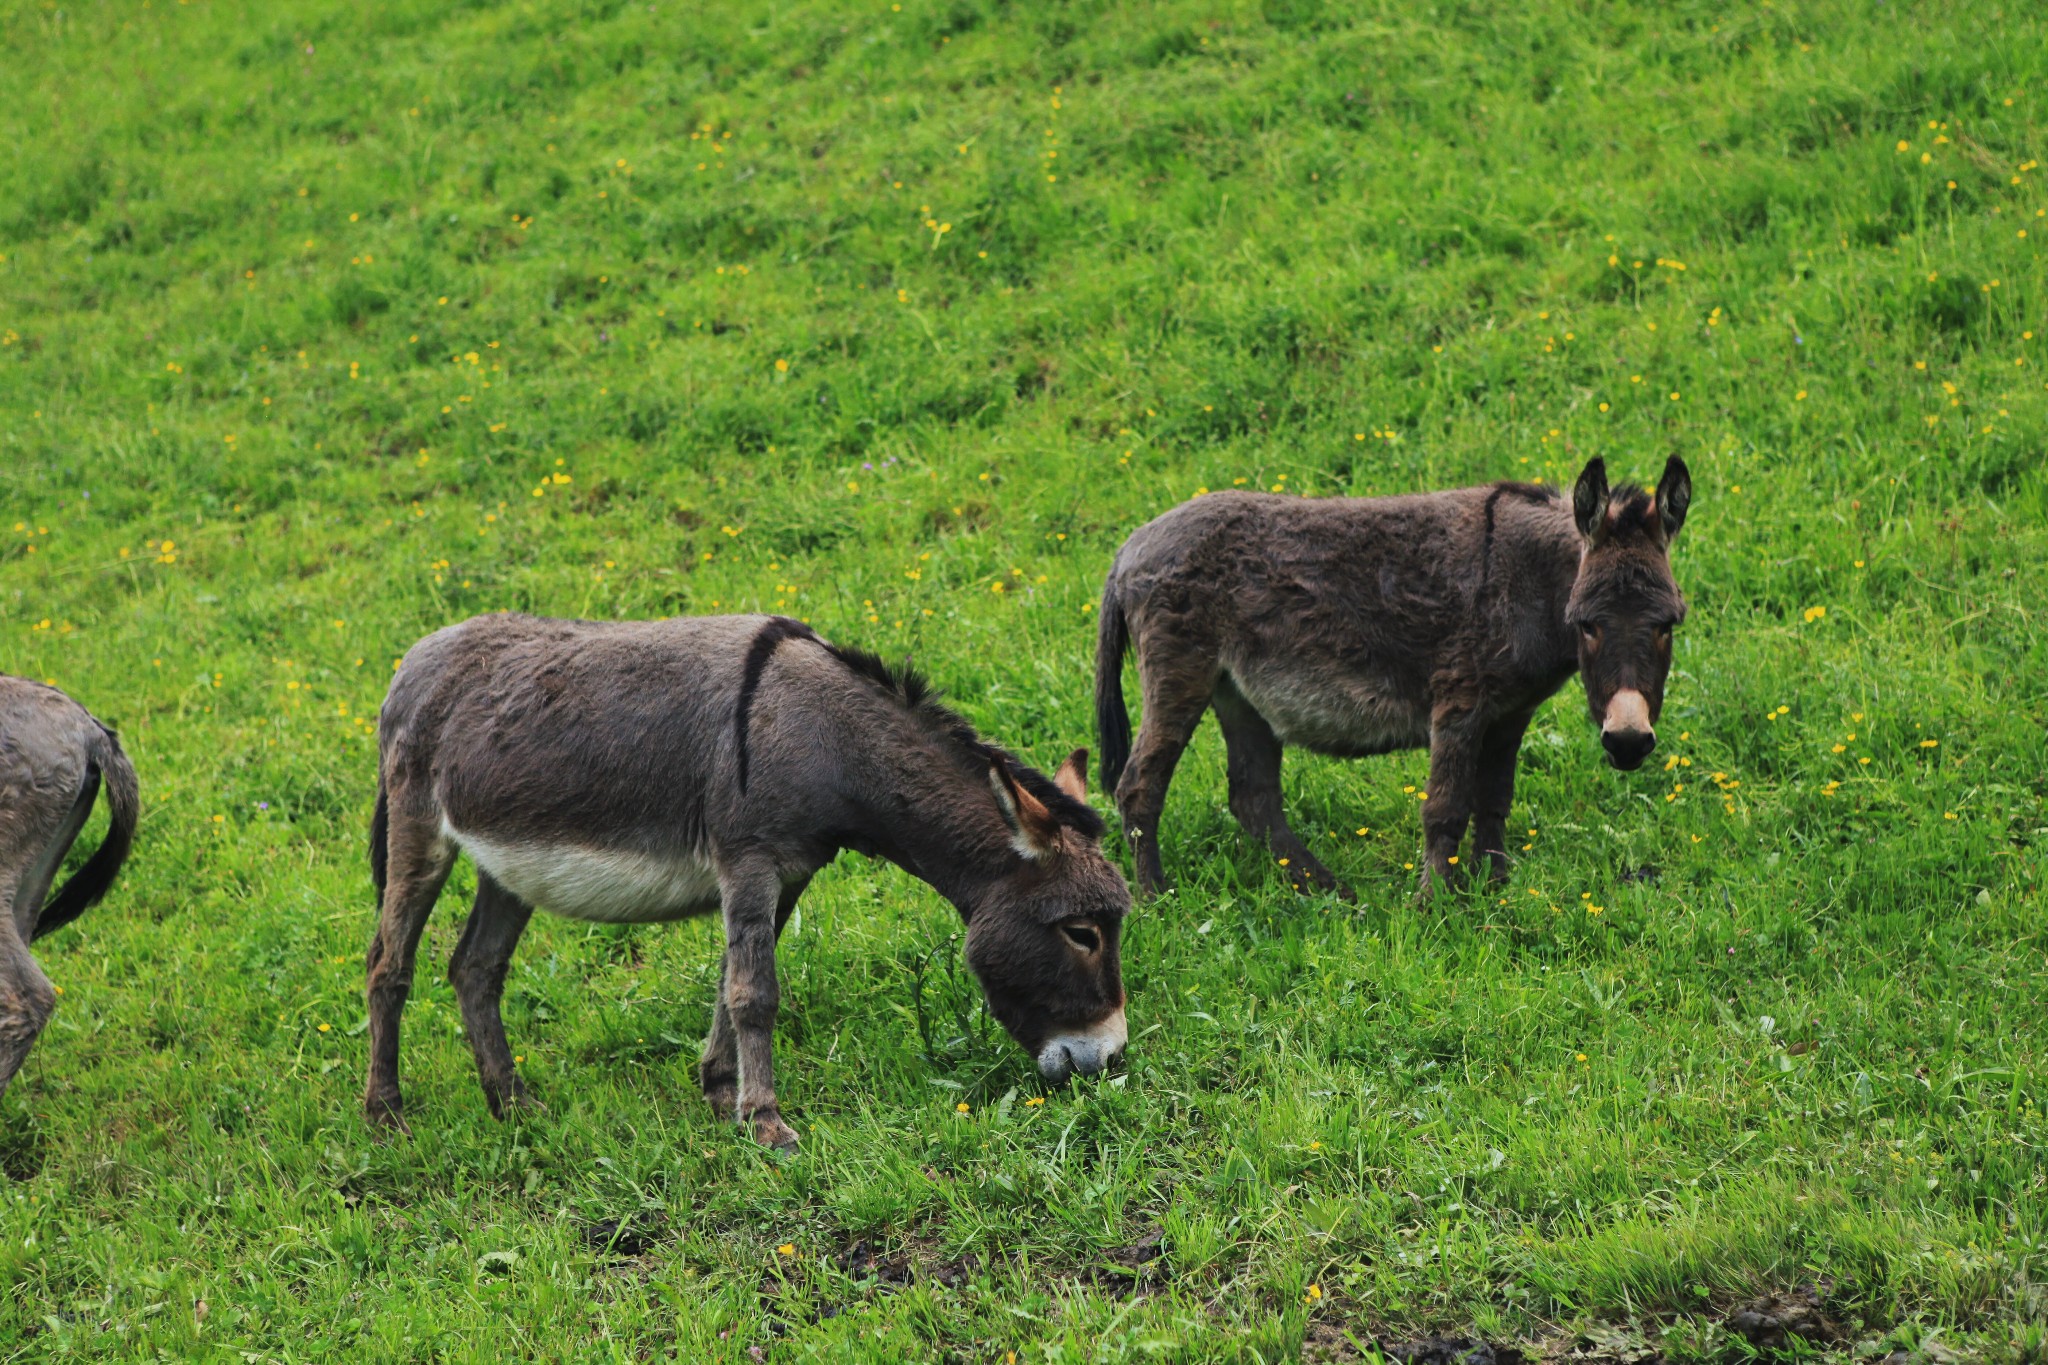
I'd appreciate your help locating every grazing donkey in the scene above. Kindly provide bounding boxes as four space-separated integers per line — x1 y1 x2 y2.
0 677 139 1101
1096 457 1691 899
367 613 1129 1149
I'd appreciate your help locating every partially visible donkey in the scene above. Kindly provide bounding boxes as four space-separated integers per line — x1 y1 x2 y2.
368 613 1129 1149
0 677 139 1101
1096 457 1691 900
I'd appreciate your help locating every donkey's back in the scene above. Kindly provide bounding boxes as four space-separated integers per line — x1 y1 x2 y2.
1101 486 1576 763
1108 486 1571 645
378 612 814 920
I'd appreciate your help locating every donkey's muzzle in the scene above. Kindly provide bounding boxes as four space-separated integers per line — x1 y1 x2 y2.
1600 688 1656 770
1035 1007 1127 1084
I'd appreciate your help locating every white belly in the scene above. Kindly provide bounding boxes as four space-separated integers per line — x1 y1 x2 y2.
450 826 722 923
1230 666 1429 756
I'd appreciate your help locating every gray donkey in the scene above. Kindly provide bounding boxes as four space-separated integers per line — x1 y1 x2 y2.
368 613 1129 1149
0 677 139 1101
1096 456 1691 899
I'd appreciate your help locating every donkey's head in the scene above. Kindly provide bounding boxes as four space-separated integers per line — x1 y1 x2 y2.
1567 456 1692 771
968 748 1131 1084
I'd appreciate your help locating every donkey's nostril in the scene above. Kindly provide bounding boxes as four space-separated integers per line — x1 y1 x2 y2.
1036 1041 1076 1082
1602 729 1655 770
1068 1042 1111 1077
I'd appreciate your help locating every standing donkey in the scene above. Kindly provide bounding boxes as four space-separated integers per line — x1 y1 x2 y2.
367 613 1129 1149
1095 457 1691 899
0 677 139 1101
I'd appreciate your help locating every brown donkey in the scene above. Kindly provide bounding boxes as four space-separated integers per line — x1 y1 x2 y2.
0 677 139 1101
367 613 1129 1149
1096 457 1691 900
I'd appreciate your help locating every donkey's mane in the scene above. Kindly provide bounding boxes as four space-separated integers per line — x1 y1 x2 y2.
1607 484 1654 516
1481 479 1565 583
821 637 1106 840
1601 483 1661 544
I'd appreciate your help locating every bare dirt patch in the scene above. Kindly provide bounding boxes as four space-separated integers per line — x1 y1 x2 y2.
1302 1284 1847 1365
1085 1222 1167 1294
579 1212 669 1258
1722 1284 1844 1350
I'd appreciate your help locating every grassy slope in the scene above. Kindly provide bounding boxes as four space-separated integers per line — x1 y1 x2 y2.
2 0 2045 1359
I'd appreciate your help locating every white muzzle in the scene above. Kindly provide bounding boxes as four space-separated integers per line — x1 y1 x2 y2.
1036 1007 1128 1082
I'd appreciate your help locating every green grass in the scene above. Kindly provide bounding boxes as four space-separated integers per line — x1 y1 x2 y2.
3 0 2046 1358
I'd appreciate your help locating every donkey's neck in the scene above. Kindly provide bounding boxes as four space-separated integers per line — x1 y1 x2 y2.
1505 501 1589 678
837 722 1023 919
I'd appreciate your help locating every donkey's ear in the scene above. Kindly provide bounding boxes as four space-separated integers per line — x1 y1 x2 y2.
1655 455 1692 542
1053 747 1089 804
989 761 1061 860
1572 457 1610 541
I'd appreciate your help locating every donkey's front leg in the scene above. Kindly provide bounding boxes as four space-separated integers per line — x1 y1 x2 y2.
698 958 740 1123
716 858 798 1150
1418 705 1483 903
701 877 809 1124
448 872 537 1119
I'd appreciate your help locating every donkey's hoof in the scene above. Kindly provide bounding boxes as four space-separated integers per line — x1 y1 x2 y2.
748 1110 799 1151
1286 864 1351 903
1413 867 1468 907
364 1094 411 1135
486 1086 543 1121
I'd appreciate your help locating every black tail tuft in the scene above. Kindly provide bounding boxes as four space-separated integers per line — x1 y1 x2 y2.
32 725 139 942
1094 582 1132 794
369 782 389 901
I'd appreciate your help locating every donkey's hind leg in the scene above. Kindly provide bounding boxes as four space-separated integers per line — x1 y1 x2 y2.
449 872 537 1119
1212 682 1351 901
0 908 56 1105
1116 657 1217 898
701 877 808 1125
363 811 455 1131
0 773 96 1103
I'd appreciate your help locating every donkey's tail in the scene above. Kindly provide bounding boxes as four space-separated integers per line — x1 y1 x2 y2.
369 780 390 902
32 724 139 942
1094 578 1133 795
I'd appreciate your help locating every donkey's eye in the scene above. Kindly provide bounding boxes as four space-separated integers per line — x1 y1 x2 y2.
1059 921 1101 954
1578 622 1601 643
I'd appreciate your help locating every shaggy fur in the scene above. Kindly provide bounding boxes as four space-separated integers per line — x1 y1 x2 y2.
365 613 1128 1149
1096 457 1691 899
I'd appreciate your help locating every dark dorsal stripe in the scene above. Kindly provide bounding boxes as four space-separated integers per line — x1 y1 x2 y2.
735 616 820 792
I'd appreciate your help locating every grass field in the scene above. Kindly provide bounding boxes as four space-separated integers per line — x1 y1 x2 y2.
4 0 2047 1358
